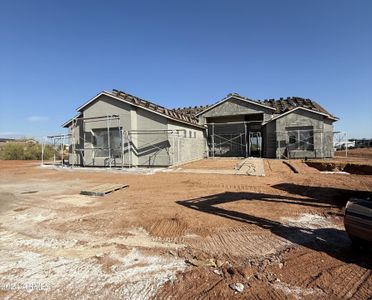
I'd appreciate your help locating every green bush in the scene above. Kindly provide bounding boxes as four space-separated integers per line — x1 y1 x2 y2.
43 144 56 160
0 142 55 160
0 143 24 160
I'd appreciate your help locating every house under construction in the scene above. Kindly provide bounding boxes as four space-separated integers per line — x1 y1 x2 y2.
62 89 338 167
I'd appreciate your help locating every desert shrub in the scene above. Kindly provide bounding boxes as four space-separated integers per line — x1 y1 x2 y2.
0 143 25 160
0 142 55 160
42 145 55 160
24 144 42 160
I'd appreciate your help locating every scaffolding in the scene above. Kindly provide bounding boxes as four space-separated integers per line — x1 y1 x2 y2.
46 113 199 168
333 131 350 157
208 121 263 158
127 129 187 166
275 128 333 159
41 134 71 166
69 114 123 168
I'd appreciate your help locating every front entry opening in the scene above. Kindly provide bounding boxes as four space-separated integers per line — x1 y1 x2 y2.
248 132 262 157
207 114 264 158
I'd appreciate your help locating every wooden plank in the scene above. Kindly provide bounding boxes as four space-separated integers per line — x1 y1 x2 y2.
87 183 119 193
80 183 129 196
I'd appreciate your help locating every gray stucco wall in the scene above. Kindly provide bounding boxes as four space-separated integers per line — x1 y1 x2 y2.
133 108 170 166
66 94 335 164
322 119 335 158
199 97 274 157
275 109 334 159
262 121 277 158
199 98 335 159
79 95 131 167
168 120 206 164
67 94 206 167
198 97 273 124
68 119 84 165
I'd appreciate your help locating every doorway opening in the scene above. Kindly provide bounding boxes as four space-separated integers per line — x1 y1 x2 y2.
248 131 262 157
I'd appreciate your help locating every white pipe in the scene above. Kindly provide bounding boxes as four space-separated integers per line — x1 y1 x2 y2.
345 132 348 158
41 137 46 165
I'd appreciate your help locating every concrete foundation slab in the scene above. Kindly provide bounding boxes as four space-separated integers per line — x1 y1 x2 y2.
174 158 265 176
236 158 265 176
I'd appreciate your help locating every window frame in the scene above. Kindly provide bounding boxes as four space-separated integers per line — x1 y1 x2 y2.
91 127 122 157
287 127 314 151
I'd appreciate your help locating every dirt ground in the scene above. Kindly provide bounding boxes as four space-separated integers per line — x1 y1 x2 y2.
334 148 372 164
0 159 371 299
180 157 243 170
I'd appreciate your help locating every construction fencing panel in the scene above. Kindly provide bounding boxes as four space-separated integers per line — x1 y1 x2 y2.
208 123 247 157
129 131 206 167
276 129 334 159
130 131 171 167
170 133 206 165
209 133 246 157
65 117 206 168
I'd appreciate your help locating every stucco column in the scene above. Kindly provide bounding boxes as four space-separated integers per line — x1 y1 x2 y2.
130 107 139 166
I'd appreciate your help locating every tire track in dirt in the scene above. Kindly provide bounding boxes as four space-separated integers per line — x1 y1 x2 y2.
277 249 342 284
273 248 372 299
187 226 292 259
148 216 189 239
251 289 287 300
155 269 223 300
349 270 372 300
181 179 266 192
311 266 371 299
205 183 263 191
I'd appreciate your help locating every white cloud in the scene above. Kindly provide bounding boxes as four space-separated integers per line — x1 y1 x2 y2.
27 116 49 122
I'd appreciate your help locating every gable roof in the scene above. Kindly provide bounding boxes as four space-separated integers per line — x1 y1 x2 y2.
173 93 337 120
262 96 336 118
193 93 276 117
63 89 204 129
63 90 338 129
62 113 82 128
263 107 338 124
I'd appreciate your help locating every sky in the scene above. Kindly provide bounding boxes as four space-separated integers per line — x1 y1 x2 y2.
0 0 371 139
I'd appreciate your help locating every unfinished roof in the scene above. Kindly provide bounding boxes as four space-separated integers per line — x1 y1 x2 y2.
174 93 337 120
64 89 204 128
63 90 337 129
262 96 336 118
191 93 276 117
172 105 211 118
109 89 200 126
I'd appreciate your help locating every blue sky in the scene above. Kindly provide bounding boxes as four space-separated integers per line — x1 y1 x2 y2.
0 0 371 139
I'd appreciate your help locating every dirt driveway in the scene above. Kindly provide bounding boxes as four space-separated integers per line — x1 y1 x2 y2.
0 160 371 299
